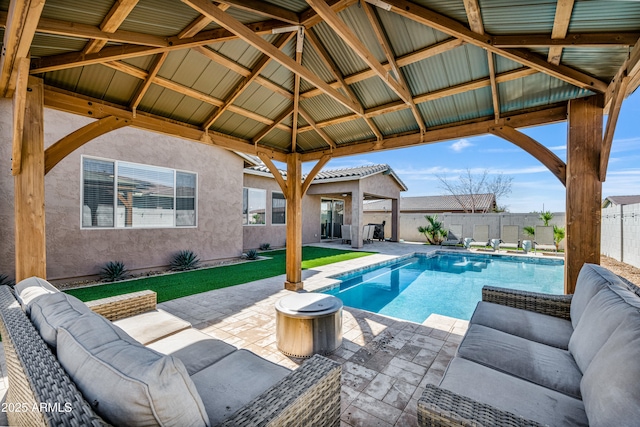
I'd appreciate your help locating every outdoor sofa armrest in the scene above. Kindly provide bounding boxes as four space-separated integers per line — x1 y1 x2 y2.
482 285 572 320
218 354 341 427
0 285 109 427
418 384 544 427
85 290 157 321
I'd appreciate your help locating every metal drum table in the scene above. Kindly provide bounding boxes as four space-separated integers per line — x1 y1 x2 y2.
275 293 342 358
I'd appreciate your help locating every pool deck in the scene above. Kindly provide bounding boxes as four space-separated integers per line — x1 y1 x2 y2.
0 242 561 426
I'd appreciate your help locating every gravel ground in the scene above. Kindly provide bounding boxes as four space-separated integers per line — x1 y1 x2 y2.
600 255 640 287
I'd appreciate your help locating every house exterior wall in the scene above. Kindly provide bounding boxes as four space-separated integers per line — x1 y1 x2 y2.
601 204 640 268
242 173 322 250
1 100 244 281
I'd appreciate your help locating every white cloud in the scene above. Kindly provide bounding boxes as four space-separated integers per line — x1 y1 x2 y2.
548 145 566 151
450 139 472 152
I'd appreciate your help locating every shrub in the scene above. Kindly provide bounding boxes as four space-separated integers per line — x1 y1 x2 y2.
0 274 15 288
244 249 259 260
170 250 201 271
100 261 129 282
259 243 271 251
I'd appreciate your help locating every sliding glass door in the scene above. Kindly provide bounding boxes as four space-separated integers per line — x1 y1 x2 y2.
321 199 344 239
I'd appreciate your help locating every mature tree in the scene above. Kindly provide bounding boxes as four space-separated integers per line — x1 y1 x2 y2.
438 169 513 213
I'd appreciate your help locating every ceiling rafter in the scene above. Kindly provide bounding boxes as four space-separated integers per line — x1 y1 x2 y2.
177 3 230 39
84 0 140 54
301 0 358 27
306 0 416 110
362 2 426 132
462 0 499 121
383 0 608 93
305 27 383 140
548 0 575 65
217 0 300 25
252 106 294 145
203 32 294 130
181 0 362 115
0 0 45 98
29 19 290 74
129 52 168 114
494 32 638 49
291 28 304 153
299 107 336 149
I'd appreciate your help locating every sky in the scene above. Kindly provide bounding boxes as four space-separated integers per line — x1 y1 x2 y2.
297 90 640 213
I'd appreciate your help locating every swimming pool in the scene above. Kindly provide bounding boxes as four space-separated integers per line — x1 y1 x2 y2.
319 252 564 323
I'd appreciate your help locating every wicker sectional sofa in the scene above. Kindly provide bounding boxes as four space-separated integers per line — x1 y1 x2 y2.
418 263 640 426
0 278 341 427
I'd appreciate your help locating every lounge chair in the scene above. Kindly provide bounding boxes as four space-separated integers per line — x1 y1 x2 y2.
441 224 463 247
363 224 375 244
467 224 490 249
341 224 351 244
498 225 519 251
534 225 557 252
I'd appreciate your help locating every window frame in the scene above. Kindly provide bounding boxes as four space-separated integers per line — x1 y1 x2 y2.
243 187 267 226
80 156 198 230
271 191 286 225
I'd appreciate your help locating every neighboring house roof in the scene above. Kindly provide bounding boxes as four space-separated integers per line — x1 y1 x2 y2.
602 195 640 207
244 164 408 191
364 194 497 213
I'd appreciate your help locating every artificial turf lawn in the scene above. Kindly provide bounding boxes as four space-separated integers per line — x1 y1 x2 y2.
66 246 376 303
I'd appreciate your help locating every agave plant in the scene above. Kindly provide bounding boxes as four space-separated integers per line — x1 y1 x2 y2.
259 243 271 251
170 250 201 271
244 249 259 260
417 214 447 245
100 261 129 282
0 274 15 287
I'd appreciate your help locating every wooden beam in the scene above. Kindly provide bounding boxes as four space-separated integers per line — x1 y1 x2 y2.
181 0 362 115
307 0 415 107
11 57 29 175
45 116 131 175
487 52 500 121
494 32 638 49
305 28 383 140
300 104 568 161
548 0 574 65
462 0 484 34
30 19 289 74
489 125 566 186
84 0 140 54
130 52 168 113
44 85 288 162
363 2 425 132
565 95 603 294
301 0 358 27
384 0 608 93
0 0 45 97
217 0 300 25
624 36 640 98
257 152 288 195
14 76 46 281
291 47 302 153
600 73 629 181
285 153 304 290
252 106 294 144
299 107 336 149
177 3 230 39
301 154 331 196
203 32 293 130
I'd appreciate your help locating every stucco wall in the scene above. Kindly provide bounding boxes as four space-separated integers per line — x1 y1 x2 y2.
242 173 322 250
1 100 244 281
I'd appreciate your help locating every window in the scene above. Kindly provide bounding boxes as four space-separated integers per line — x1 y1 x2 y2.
272 192 286 224
243 188 266 225
82 157 197 229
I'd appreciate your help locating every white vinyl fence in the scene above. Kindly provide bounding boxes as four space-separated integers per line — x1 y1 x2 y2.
601 203 640 269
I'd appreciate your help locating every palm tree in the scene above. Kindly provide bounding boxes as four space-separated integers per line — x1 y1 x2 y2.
523 226 535 238
418 214 447 245
540 211 553 226
553 225 565 251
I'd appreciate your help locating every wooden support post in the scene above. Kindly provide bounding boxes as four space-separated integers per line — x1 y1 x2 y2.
14 76 46 281
351 188 364 249
565 95 603 294
285 153 303 290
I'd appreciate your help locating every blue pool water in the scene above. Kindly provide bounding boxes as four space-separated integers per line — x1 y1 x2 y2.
320 252 564 323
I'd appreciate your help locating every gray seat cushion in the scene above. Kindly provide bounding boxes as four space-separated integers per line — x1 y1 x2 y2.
57 312 209 427
148 328 237 375
570 263 624 329
29 292 92 348
580 312 640 427
569 284 640 372
14 276 59 314
113 309 192 345
470 301 573 349
457 324 582 398
191 349 291 425
440 357 588 427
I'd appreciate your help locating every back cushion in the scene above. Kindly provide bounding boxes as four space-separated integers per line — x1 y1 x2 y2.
57 313 210 427
571 264 623 328
14 276 59 314
580 312 640 426
29 292 92 348
569 285 640 372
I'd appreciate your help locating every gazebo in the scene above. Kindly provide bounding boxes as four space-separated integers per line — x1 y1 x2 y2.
2 0 639 293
